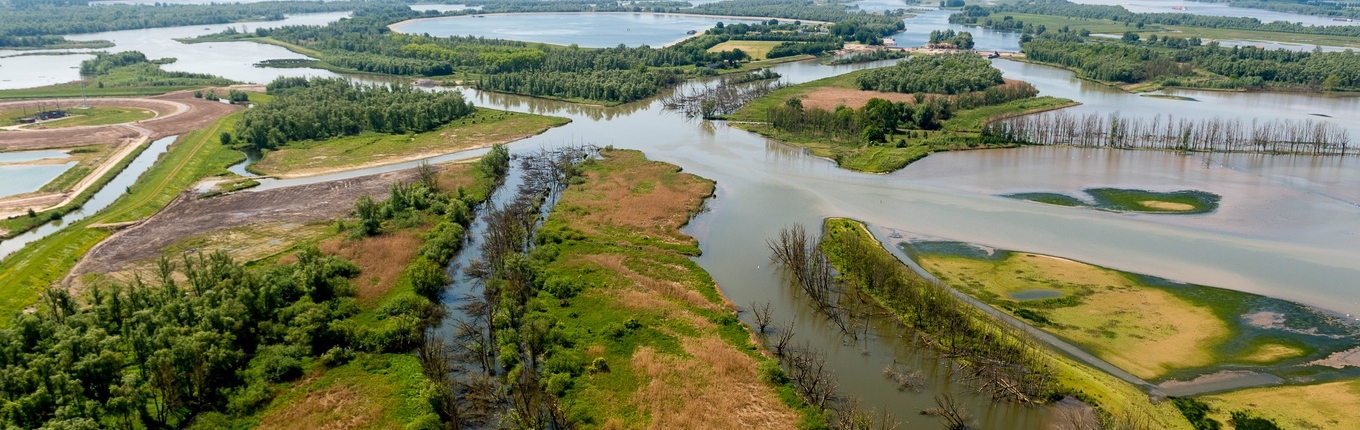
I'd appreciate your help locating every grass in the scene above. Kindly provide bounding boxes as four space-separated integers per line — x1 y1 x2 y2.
821 218 1192 428
37 145 112 193
707 40 785 60
6 107 156 129
250 108 568 177
0 84 200 100
917 250 1229 379
0 112 243 322
1198 378 1360 430
909 241 1359 383
533 149 814 428
1006 188 1221 214
245 353 436 429
0 144 146 239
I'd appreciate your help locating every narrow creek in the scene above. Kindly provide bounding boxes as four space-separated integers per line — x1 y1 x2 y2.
0 135 178 259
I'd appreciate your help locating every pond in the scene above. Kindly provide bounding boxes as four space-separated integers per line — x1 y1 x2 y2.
0 162 75 199
390 12 768 48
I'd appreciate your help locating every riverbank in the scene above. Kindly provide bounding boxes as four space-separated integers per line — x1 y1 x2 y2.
387 11 829 34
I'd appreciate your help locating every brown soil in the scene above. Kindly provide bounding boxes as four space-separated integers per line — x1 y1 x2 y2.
0 90 240 151
798 78 1030 111
72 167 421 276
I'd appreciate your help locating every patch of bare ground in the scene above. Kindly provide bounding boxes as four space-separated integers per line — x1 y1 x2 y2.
558 149 714 247
797 78 1031 111
320 228 423 306
72 167 421 277
588 254 724 313
631 337 800 429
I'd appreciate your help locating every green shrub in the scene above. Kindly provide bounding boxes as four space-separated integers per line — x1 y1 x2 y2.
758 360 789 385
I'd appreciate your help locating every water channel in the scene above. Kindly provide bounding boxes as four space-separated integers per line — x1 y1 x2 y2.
3 5 1360 427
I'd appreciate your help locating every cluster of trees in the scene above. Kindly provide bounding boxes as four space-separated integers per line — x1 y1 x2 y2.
1210 0 1360 19
955 0 1360 38
767 40 844 58
78 50 232 88
1022 35 1360 90
235 77 475 149
0 248 433 429
985 111 1352 155
767 80 1037 143
855 53 1004 94
478 68 682 104
694 0 906 44
927 29 975 49
826 48 907 65
0 0 359 47
1022 37 1194 83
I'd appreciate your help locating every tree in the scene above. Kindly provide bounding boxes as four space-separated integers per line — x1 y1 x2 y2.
1122 31 1141 43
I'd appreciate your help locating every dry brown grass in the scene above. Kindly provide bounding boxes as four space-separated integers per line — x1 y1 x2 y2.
434 162 476 192
587 254 722 314
1202 378 1360 430
797 79 1030 111
630 337 800 430
558 150 714 246
257 384 381 430
320 228 424 305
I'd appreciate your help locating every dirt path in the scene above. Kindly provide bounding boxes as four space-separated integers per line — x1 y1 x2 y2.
72 167 421 276
0 91 238 150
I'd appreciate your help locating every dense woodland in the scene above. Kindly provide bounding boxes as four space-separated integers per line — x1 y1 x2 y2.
926 29 974 49
0 0 360 47
79 50 233 89
855 53 1004 94
235 77 475 149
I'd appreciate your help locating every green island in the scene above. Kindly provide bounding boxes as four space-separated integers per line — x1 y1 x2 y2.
1006 188 1222 214
231 77 569 178
727 52 1076 173
949 0 1360 93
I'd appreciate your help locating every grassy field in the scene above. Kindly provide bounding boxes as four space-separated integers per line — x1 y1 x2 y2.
1006 188 1221 214
707 40 785 60
1199 378 1360 430
535 149 814 428
0 113 243 322
820 218 1192 428
250 109 569 177
7 106 156 129
727 68 1075 173
908 241 1358 382
37 145 113 193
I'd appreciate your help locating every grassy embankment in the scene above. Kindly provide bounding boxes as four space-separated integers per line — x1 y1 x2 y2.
0 84 203 100
249 108 570 178
1006 188 1221 214
819 218 1192 428
910 242 1359 380
1199 378 1360 430
0 113 245 322
3 106 156 129
0 144 148 238
532 149 815 427
726 68 1076 173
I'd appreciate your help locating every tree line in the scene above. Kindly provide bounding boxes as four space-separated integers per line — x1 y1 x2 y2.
955 0 1360 39
855 53 1005 94
984 111 1352 155
927 29 975 49
79 50 232 88
235 76 475 149
767 80 1037 142
0 0 361 48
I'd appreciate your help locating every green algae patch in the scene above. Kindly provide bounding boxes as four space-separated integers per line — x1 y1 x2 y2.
1006 188 1220 214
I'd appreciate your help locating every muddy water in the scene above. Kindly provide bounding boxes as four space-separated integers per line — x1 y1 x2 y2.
0 135 176 258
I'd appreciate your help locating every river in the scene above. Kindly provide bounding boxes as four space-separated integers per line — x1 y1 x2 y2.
4 7 1360 427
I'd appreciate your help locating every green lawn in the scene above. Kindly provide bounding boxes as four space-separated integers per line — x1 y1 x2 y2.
0 113 243 322
707 40 785 60
251 108 568 177
11 106 157 128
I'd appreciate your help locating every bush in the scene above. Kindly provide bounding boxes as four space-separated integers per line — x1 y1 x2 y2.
587 357 609 374
545 372 574 396
226 382 271 415
252 346 304 383
758 360 789 385
319 346 355 367
405 257 449 301
376 293 430 319
417 221 465 263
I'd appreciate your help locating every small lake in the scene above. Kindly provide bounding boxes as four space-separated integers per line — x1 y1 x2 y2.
0 150 69 164
390 13 767 48
0 162 75 199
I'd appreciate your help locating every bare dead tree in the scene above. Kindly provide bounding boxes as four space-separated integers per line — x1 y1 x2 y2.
883 362 925 392
773 317 797 358
921 393 974 430
751 301 774 334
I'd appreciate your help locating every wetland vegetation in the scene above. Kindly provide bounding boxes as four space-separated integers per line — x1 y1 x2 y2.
1006 188 1222 214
